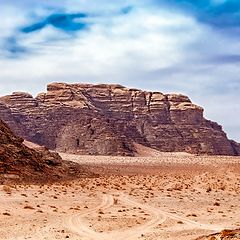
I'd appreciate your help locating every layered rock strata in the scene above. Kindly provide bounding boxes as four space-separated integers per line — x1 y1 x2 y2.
0 82 239 156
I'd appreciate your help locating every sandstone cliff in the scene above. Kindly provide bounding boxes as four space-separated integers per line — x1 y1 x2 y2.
0 82 239 156
0 118 94 183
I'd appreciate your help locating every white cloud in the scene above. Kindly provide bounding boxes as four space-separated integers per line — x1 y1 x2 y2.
0 6 28 37
0 7 202 86
0 2 239 141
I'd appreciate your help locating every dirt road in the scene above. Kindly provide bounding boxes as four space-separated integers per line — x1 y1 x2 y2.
65 192 225 240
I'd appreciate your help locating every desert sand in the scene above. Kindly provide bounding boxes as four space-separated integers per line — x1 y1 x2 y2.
0 152 240 240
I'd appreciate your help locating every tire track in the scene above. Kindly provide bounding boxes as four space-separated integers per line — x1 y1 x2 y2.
66 194 114 240
66 193 225 240
107 194 167 240
66 193 167 240
121 194 224 232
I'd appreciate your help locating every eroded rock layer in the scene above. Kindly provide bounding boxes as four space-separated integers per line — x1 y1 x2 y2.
0 82 239 156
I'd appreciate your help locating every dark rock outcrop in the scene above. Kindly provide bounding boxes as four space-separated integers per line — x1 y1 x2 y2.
0 118 94 183
196 228 240 240
0 82 239 156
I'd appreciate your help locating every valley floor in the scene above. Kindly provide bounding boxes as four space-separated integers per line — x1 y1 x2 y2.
0 153 240 240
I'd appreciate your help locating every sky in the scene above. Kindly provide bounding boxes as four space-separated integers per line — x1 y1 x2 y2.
0 0 239 141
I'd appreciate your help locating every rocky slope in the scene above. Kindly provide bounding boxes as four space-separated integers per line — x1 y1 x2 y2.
0 82 239 156
196 229 240 240
0 118 94 183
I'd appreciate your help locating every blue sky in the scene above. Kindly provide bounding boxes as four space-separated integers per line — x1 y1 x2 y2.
0 0 239 141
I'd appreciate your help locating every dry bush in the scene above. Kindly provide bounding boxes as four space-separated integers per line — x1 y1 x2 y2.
186 213 197 217
24 205 35 210
98 209 104 214
2 212 11 216
2 185 12 195
177 221 184 224
113 198 118 205
206 186 212 192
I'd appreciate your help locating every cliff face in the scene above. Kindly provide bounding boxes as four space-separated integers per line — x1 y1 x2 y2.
0 82 239 156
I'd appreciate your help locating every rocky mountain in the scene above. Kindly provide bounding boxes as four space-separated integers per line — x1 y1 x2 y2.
0 82 239 156
0 118 94 183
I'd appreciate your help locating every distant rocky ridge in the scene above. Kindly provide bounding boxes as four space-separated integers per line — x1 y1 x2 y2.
0 82 239 156
0 118 95 183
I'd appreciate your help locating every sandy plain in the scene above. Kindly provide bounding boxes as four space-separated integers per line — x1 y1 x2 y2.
0 151 240 240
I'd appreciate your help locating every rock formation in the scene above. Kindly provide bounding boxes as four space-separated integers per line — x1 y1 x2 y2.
0 118 94 183
0 82 239 156
196 228 240 240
